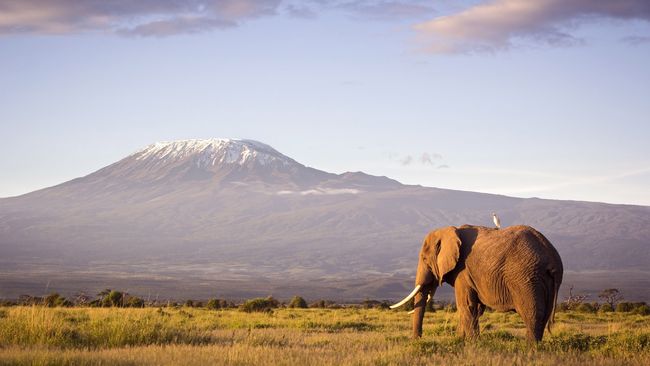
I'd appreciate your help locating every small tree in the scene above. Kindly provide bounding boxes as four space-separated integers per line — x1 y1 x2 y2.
43 293 71 307
564 285 588 310
576 303 595 313
206 298 229 310
97 288 112 299
309 300 327 308
241 296 279 312
308 300 338 308
19 295 41 305
102 291 124 307
598 288 623 308
74 292 91 306
598 303 614 313
634 304 650 315
616 302 634 312
288 296 308 309
125 295 145 308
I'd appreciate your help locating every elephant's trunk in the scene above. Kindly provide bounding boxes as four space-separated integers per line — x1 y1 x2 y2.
412 285 435 338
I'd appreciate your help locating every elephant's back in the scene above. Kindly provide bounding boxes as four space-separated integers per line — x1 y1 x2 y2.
467 225 563 274
500 226 563 278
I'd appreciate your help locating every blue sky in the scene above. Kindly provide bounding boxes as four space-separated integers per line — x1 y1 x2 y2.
1 0 649 205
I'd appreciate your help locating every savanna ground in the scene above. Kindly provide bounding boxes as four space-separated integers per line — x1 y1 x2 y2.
0 306 648 366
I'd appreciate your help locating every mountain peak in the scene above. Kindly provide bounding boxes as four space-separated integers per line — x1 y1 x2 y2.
75 138 334 188
133 138 295 168
61 138 397 192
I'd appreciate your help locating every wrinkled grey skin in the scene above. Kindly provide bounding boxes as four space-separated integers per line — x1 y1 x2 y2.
409 225 563 342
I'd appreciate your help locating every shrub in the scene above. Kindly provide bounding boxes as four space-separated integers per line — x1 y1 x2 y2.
360 299 389 309
544 332 606 352
576 303 595 313
19 295 43 306
95 289 129 307
206 298 230 310
43 293 71 307
598 303 614 313
288 296 308 309
125 296 145 308
103 291 124 307
241 296 279 312
206 299 219 309
301 320 377 332
633 304 650 316
616 302 634 312
309 300 338 309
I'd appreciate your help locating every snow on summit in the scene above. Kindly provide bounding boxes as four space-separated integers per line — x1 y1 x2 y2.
132 138 296 168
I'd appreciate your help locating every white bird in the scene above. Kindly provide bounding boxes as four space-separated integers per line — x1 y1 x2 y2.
492 213 501 229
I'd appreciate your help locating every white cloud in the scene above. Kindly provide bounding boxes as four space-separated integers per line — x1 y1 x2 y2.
621 35 650 45
0 0 281 36
419 152 442 165
399 155 413 166
277 188 361 196
395 152 446 168
415 0 650 53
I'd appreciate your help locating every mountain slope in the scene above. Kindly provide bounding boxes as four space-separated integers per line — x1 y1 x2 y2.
1 139 649 300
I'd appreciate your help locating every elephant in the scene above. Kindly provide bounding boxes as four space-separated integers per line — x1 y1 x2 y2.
391 225 563 342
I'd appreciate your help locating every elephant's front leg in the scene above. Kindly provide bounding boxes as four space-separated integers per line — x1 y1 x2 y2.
454 282 481 339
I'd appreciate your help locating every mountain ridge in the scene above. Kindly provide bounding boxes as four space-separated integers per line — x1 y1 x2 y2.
1 138 649 300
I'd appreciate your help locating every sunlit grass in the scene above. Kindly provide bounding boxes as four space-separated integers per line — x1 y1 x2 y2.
0 306 648 365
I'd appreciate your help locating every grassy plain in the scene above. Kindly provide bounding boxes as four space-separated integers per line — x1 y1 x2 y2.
0 306 648 365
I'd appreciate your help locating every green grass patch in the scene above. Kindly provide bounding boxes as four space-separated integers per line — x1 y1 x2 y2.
0 306 648 365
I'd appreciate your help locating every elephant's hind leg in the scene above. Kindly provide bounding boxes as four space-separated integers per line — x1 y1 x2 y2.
514 289 547 342
523 311 546 342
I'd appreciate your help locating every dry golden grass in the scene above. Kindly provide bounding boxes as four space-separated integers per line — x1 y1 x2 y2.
0 306 648 365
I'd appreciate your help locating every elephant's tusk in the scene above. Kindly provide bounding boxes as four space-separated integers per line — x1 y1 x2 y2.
389 285 421 309
407 293 432 314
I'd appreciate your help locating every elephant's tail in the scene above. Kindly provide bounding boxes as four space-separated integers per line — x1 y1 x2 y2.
546 269 561 335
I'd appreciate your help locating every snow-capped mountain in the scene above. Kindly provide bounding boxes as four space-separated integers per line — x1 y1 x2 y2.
1 139 649 301
134 139 292 168
53 139 401 194
70 138 336 189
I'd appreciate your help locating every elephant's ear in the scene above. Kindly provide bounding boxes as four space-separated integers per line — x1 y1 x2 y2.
436 227 462 285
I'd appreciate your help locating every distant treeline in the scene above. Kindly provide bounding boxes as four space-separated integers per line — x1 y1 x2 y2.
2 287 648 315
0 289 451 312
